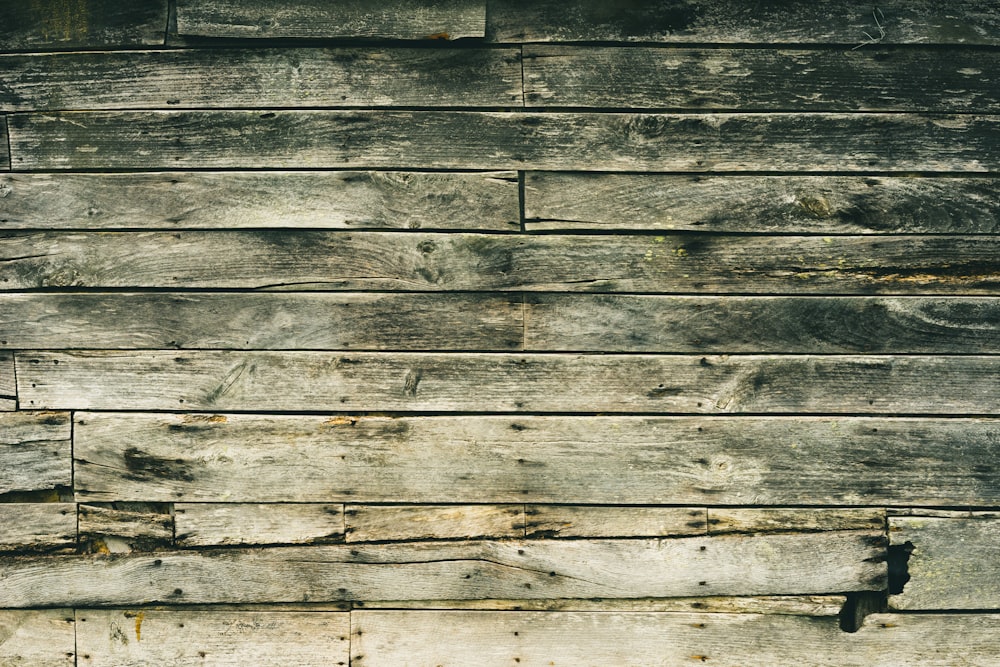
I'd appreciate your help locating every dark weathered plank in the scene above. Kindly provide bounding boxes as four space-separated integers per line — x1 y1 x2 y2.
0 116 8 171
524 296 1000 353
0 350 14 410
2 231 998 294
524 46 1000 112
346 505 524 542
524 174 1000 233
708 509 885 535
0 610 75 666
0 504 76 553
9 111 999 171
0 48 519 111
73 414 1000 505
175 503 344 547
78 503 173 553
0 0 166 50
0 411 71 494
525 506 706 538
176 0 486 39
0 293 523 350
487 0 1000 45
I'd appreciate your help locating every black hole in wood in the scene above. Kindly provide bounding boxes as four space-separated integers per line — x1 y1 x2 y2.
888 541 914 595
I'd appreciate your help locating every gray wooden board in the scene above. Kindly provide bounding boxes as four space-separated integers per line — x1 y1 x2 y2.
345 505 524 542
525 506 706 538
0 0 166 50
0 411 71 494
0 117 8 171
72 414 1000 505
78 504 174 553
524 46 1000 112
0 171 520 230
0 533 886 606
0 350 14 410
0 610 75 667
487 0 1000 45
523 174 1000 234
76 610 350 667
2 231 999 294
175 0 485 39
0 293 524 350
523 296 1000 353
0 48 520 111
20 352 1000 414
0 503 76 553
708 508 885 535
175 503 344 547
9 111 1000 172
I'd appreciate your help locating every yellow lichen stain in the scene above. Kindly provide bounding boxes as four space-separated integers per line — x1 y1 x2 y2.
797 195 832 219
425 32 451 40
134 611 145 641
673 247 688 258
653 236 666 244
90 538 110 555
31 0 89 42
325 416 359 426
182 414 227 424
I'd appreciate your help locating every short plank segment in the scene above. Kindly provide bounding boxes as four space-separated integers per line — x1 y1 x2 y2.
9 111 1000 171
0 0 166 51
0 411 71 494
0 610 75 667
78 503 173 553
708 508 885 535
345 505 523 542
175 503 344 547
0 351 15 410
0 117 8 170
0 171 520 230
0 503 76 553
525 506 706 538
524 174 1000 234
76 610 350 667
73 414 1000 505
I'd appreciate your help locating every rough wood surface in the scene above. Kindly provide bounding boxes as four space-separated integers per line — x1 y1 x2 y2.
0 171 520 230
0 503 76 553
78 504 173 553
76 610 350 667
20 352 1000 413
0 118 8 171
524 174 1000 233
0 411 71 494
0 351 14 410
525 506 706 538
0 293 523 350
0 610 75 666
9 111 1000 172
708 508 885 535
175 503 344 547
72 414 1000 505
346 505 523 542
0 0 166 50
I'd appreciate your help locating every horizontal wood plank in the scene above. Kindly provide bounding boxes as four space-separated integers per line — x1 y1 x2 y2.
346 505 523 542
73 414 1000 505
525 506 706 538
0 504 76 553
0 351 14 410
0 0 166 50
78 504 173 553
0 610 75 667
9 111 1000 171
175 503 344 547
708 508 885 535
0 411 71 494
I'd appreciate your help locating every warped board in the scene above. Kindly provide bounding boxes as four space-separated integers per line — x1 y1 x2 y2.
525 506 706 538
0 610 75 667
0 503 76 553
8 111 1000 171
0 48 520 111
0 0 166 50
0 533 885 607
345 505 524 542
524 47 1000 112
708 508 885 535
0 411 71 494
176 503 345 547
72 413 1000 505
0 351 14 410
78 504 173 553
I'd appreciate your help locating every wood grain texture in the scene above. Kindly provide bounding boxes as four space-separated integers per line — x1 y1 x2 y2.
0 411 71 494
0 293 524 350
525 506 706 538
0 610 75 667
76 610 350 667
0 351 14 410
523 174 1000 233
176 0 485 39
346 505 524 542
0 0 166 50
78 504 173 553
73 414 1000 505
20 352 1000 413
0 503 76 553
524 296 1000 353
708 508 885 535
0 48 520 111
175 503 344 547
524 46 1000 112
0 117 8 171
9 111 1000 172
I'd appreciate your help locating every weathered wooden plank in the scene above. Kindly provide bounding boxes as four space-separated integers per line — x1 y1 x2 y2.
487 0 1000 45
346 505 523 542
77 610 350 667
175 503 344 547
0 533 885 607
524 46 1000 112
0 503 76 553
9 111 1000 172
73 414 1000 505
0 293 523 350
22 352 1000 413
525 506 706 538
525 296 1000 354
0 0 166 50
0 411 71 494
708 508 885 535
0 171 520 230
0 351 14 410
176 0 485 39
889 516 1000 610
0 48 519 111
524 174 1000 233
0 116 8 171
3 231 999 294
79 503 173 553
0 610 75 666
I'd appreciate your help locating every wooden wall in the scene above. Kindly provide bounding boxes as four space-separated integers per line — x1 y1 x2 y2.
1 0 999 664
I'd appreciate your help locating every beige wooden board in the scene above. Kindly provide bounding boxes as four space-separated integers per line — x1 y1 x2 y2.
0 171 520 230
0 610 75 667
79 504 173 553
0 411 71 494
175 503 344 547
345 504 523 542
72 414 1000 505
708 508 885 535
0 351 14 410
0 293 523 350
176 0 486 39
0 533 885 607
20 352 1000 413
0 48 519 111
525 506 706 538
9 111 1000 172
0 503 76 553
0 0 166 50
523 173 1000 234
76 610 350 667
